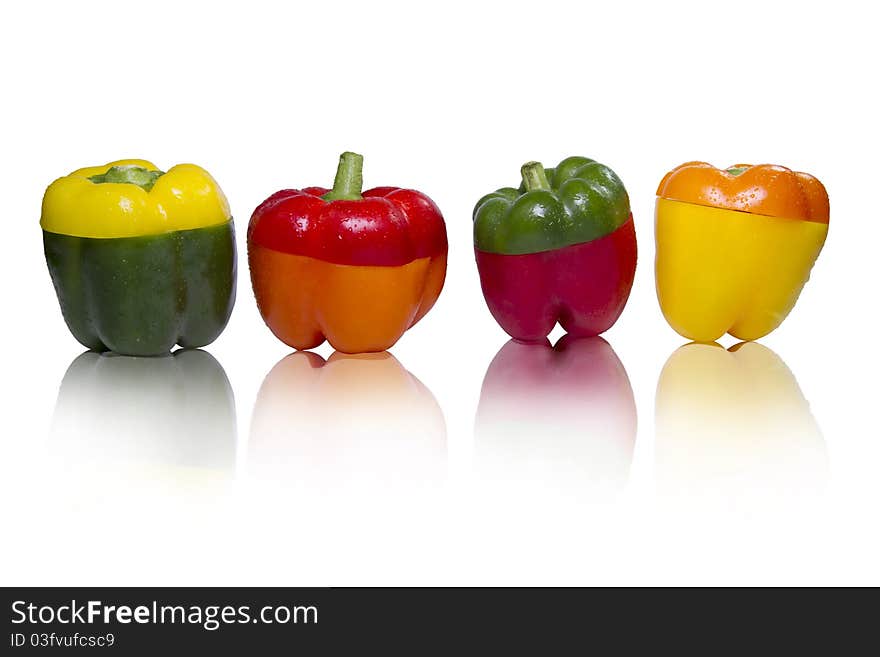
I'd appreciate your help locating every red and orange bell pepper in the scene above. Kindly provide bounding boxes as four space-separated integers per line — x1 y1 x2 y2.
247 152 447 353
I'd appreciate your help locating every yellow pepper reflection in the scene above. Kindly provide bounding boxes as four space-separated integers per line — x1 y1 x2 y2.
655 341 826 499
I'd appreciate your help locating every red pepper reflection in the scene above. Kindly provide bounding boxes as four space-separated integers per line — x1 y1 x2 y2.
248 351 446 493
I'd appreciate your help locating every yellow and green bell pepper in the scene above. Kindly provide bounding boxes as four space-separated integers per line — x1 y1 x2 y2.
41 159 236 356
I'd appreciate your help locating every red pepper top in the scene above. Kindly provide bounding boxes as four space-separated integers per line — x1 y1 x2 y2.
247 153 447 267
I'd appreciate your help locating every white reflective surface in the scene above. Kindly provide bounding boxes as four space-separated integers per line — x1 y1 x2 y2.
2 331 878 586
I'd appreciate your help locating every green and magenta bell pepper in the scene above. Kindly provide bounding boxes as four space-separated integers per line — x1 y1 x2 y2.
473 156 637 341
41 159 236 356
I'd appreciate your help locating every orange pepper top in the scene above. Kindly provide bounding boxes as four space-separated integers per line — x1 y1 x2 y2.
656 162 829 224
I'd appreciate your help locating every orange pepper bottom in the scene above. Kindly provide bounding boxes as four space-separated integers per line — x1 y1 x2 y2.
248 244 446 353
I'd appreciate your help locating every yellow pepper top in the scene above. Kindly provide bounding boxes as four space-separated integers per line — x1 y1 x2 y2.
41 159 231 238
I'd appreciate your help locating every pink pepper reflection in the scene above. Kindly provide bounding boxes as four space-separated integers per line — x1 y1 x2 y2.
475 336 637 501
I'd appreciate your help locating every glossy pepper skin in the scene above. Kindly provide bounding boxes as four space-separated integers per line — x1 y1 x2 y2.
248 152 447 354
473 157 636 341
655 162 829 342
41 160 236 356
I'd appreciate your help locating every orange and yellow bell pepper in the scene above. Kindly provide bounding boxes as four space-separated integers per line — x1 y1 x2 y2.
655 162 829 342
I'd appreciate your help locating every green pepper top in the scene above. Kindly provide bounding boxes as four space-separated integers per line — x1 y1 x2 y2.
473 156 631 255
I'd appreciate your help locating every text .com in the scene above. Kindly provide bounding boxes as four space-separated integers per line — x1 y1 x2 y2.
11 600 318 631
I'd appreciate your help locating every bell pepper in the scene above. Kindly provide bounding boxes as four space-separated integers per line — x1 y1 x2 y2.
655 162 829 342
475 336 636 493
247 151 447 354
473 156 637 342
41 159 236 356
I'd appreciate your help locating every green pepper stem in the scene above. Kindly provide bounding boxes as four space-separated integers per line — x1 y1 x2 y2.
88 165 164 192
322 151 365 201
521 161 551 192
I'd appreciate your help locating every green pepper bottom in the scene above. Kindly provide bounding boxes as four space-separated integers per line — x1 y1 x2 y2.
44 222 236 356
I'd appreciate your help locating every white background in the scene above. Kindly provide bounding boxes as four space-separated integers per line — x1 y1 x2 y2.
1 0 878 585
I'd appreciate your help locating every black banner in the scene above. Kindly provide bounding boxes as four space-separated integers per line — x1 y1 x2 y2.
1 587 868 652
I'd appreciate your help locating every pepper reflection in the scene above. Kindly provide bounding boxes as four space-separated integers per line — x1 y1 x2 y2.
248 351 447 492
655 342 826 499
475 336 637 500
50 349 236 485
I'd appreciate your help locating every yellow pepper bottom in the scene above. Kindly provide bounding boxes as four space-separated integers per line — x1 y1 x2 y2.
655 198 828 342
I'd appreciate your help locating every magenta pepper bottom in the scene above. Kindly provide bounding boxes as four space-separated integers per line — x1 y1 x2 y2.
474 216 637 341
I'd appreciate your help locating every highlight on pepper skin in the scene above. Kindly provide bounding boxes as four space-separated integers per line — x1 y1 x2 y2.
247 151 448 354
40 159 237 357
50 349 237 492
655 341 826 502
247 350 447 495
473 156 637 342
474 336 637 502
655 161 829 343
